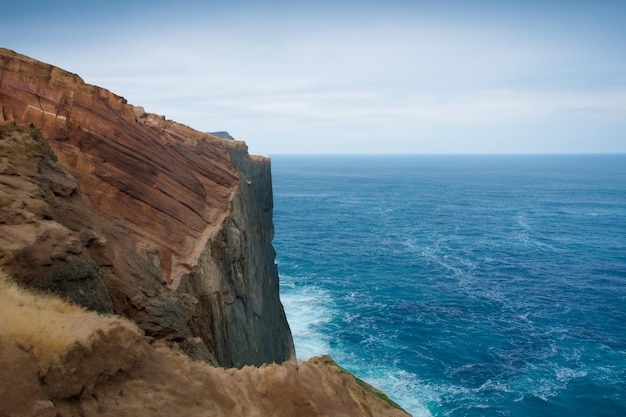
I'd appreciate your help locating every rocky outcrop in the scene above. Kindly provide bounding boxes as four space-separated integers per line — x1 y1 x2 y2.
208 131 236 140
0 274 409 417
0 273 145 416
0 48 410 416
0 48 237 287
0 47 294 366
0 123 116 314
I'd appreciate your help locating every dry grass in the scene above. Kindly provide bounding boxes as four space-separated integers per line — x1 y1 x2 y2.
0 269 134 369
0 269 85 363
0 123 47 161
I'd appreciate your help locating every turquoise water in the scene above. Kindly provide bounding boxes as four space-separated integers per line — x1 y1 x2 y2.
272 155 626 417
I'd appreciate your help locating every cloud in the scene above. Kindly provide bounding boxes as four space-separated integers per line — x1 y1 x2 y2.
3 1 625 154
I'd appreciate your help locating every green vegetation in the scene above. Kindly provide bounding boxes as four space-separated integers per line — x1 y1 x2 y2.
328 357 404 410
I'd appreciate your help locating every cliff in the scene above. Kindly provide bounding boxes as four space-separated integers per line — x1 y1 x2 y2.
0 47 293 367
0 48 410 416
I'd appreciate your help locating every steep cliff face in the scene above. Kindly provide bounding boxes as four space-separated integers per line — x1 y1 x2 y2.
0 47 294 366
179 142 294 367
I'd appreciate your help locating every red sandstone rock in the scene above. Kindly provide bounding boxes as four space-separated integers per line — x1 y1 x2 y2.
0 48 237 286
0 48 294 367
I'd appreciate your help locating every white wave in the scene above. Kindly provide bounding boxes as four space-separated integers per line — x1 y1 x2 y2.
515 213 530 231
556 367 587 382
280 283 334 362
363 368 436 417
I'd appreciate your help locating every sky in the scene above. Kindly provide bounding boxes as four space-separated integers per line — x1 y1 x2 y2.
2 1 625 155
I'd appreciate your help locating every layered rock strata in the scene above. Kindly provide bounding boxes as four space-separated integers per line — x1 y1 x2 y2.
0 47 294 367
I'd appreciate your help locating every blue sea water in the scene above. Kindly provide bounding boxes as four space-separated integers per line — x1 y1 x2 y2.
271 155 626 417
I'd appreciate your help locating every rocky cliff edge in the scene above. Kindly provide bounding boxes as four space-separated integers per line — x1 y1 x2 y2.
0 271 409 417
0 48 410 416
0 47 293 367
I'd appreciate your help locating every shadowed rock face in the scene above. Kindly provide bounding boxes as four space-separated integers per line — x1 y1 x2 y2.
0 48 294 367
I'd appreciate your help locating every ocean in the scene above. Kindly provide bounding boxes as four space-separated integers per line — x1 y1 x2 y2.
271 155 626 417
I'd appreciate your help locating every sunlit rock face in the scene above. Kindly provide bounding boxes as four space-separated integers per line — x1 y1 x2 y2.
0 47 294 367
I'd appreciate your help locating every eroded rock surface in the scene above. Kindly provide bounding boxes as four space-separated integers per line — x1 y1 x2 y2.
0 48 410 416
0 275 409 416
0 48 294 366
